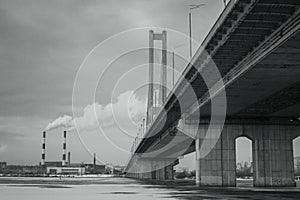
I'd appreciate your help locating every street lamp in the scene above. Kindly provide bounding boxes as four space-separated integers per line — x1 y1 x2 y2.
140 124 143 140
189 4 205 58
142 118 145 137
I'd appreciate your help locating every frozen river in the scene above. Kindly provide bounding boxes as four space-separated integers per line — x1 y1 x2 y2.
0 177 177 200
0 176 300 199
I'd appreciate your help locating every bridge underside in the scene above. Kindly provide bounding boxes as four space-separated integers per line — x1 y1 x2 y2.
126 0 300 187
197 30 300 121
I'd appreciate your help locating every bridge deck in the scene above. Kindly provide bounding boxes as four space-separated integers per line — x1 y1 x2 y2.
127 0 300 163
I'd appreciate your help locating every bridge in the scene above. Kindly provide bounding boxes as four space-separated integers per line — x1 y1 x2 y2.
125 0 300 187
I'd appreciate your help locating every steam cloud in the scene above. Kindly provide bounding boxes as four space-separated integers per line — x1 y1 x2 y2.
44 91 146 132
44 115 73 131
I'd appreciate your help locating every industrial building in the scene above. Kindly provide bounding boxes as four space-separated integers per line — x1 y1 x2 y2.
47 166 85 175
1 130 114 177
41 131 105 175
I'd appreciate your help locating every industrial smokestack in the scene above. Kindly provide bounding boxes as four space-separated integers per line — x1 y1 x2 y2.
93 153 96 167
41 131 46 166
68 152 71 166
62 131 67 166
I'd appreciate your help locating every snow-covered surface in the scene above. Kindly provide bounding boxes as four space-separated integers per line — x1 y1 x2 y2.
0 177 178 200
0 177 300 200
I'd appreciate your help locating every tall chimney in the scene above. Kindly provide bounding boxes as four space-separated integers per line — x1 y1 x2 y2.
41 131 46 166
93 153 96 167
68 152 71 166
62 131 67 166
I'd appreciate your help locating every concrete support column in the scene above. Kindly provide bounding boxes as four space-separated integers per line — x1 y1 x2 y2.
165 165 175 180
150 159 175 180
195 124 300 187
252 125 297 187
139 159 152 179
195 125 236 187
155 164 165 180
126 158 176 180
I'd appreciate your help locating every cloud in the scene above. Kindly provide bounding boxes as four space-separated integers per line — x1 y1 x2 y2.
45 90 146 132
0 144 8 154
45 115 73 131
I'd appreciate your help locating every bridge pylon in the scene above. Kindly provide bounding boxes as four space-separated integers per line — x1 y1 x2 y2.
147 30 167 127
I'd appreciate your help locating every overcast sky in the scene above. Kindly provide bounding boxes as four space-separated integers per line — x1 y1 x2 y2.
0 0 299 168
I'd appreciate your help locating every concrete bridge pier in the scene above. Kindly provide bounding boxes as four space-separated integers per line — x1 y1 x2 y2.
143 158 176 180
126 158 177 180
195 124 300 187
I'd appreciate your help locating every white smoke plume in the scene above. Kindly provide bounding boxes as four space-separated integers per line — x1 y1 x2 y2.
44 91 146 132
44 115 74 131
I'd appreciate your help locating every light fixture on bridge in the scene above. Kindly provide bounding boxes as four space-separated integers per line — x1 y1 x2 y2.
189 3 205 58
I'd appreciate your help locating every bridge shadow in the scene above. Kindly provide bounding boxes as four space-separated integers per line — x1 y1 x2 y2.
136 179 300 200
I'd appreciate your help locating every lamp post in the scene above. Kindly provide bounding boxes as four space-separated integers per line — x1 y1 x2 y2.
142 118 145 137
189 4 205 58
140 124 143 140
172 51 175 86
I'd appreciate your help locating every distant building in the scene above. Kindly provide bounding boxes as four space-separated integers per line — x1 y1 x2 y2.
46 166 85 175
44 161 85 175
84 164 106 174
44 161 63 167
44 161 108 175
1 165 41 176
113 165 126 175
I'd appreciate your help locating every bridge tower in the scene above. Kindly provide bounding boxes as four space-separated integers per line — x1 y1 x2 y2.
147 30 167 126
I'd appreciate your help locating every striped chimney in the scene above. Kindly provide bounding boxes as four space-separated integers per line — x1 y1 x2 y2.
62 131 67 166
41 131 46 165
68 152 71 166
